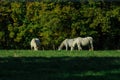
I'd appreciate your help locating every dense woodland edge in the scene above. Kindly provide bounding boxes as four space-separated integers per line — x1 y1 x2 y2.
0 0 120 50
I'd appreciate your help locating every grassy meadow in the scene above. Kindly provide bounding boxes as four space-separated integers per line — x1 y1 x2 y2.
0 50 120 80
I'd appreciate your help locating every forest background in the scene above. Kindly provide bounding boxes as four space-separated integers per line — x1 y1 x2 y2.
0 0 120 50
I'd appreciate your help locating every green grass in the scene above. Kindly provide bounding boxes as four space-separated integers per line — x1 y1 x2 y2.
0 50 120 57
0 50 120 80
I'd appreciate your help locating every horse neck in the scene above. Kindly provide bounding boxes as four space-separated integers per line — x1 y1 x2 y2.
67 39 73 47
58 41 65 50
72 39 78 47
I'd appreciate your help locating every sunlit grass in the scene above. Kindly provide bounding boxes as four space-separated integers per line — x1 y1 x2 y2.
0 50 120 57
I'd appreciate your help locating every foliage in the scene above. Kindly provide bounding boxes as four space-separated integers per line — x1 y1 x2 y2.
0 0 120 50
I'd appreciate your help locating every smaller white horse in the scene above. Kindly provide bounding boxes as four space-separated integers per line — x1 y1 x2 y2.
58 38 75 51
71 37 94 51
30 38 40 50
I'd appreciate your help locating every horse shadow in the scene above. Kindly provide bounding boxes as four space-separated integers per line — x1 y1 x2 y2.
0 56 120 80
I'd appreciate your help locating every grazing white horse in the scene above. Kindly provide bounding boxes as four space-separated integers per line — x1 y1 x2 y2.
30 38 40 50
58 38 75 51
71 37 94 51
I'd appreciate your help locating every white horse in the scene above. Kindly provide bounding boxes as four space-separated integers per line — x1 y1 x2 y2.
30 38 40 50
71 37 94 51
58 38 75 51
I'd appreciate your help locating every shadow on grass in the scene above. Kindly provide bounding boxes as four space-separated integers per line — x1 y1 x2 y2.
0 57 120 80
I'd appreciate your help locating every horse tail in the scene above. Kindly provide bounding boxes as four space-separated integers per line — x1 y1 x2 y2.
88 37 94 50
89 37 93 44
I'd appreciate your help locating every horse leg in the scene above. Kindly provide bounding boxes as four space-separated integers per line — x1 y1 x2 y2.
31 47 33 50
78 46 82 50
88 44 91 51
34 47 38 50
33 45 38 51
71 46 74 51
71 42 76 51
88 45 94 51
90 42 94 51
31 46 34 50
65 45 68 51
91 45 94 51
77 44 82 50
58 47 61 50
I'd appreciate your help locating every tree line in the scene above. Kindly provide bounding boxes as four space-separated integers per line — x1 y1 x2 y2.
0 0 120 50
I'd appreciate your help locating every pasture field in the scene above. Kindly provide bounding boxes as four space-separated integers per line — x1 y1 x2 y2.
0 50 120 80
